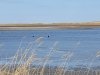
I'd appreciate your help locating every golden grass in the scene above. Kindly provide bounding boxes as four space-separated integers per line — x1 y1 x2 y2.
0 37 100 75
1 22 100 30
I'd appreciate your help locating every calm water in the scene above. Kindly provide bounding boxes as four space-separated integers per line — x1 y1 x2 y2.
0 28 100 68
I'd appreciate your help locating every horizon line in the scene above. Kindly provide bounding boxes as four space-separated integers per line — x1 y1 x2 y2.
0 21 100 30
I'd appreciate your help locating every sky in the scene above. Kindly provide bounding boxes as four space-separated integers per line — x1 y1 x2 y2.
0 0 100 23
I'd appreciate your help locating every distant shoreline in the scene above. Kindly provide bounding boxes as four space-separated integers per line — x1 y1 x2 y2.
0 23 100 30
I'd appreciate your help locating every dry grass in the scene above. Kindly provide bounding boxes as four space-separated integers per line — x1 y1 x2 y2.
1 22 100 30
0 37 100 75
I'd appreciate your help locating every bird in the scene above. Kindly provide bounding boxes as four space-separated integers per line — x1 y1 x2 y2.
32 35 35 37
48 35 50 38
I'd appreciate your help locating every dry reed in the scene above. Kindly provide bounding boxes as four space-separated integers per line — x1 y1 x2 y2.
0 37 100 75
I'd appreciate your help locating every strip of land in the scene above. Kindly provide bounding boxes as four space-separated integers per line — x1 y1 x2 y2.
0 22 100 30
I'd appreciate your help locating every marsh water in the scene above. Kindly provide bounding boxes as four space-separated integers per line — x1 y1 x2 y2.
0 28 100 69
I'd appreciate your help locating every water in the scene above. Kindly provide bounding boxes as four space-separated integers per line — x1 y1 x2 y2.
0 28 100 68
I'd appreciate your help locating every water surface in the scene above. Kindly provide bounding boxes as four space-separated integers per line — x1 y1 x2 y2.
0 28 100 68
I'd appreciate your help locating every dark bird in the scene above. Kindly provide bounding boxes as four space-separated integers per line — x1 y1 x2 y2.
48 35 50 38
32 35 35 37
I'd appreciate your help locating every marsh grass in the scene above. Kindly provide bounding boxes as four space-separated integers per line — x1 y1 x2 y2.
0 37 100 75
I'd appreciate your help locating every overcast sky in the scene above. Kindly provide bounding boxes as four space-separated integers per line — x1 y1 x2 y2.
0 0 100 23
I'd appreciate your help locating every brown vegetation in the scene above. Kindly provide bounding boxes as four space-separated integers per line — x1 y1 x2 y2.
0 22 100 30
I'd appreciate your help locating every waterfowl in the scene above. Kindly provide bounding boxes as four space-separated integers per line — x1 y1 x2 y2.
48 35 50 38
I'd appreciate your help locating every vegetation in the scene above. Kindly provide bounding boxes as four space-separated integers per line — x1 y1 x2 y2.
0 37 100 75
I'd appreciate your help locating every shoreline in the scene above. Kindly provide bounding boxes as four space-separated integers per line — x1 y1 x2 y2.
0 23 100 30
